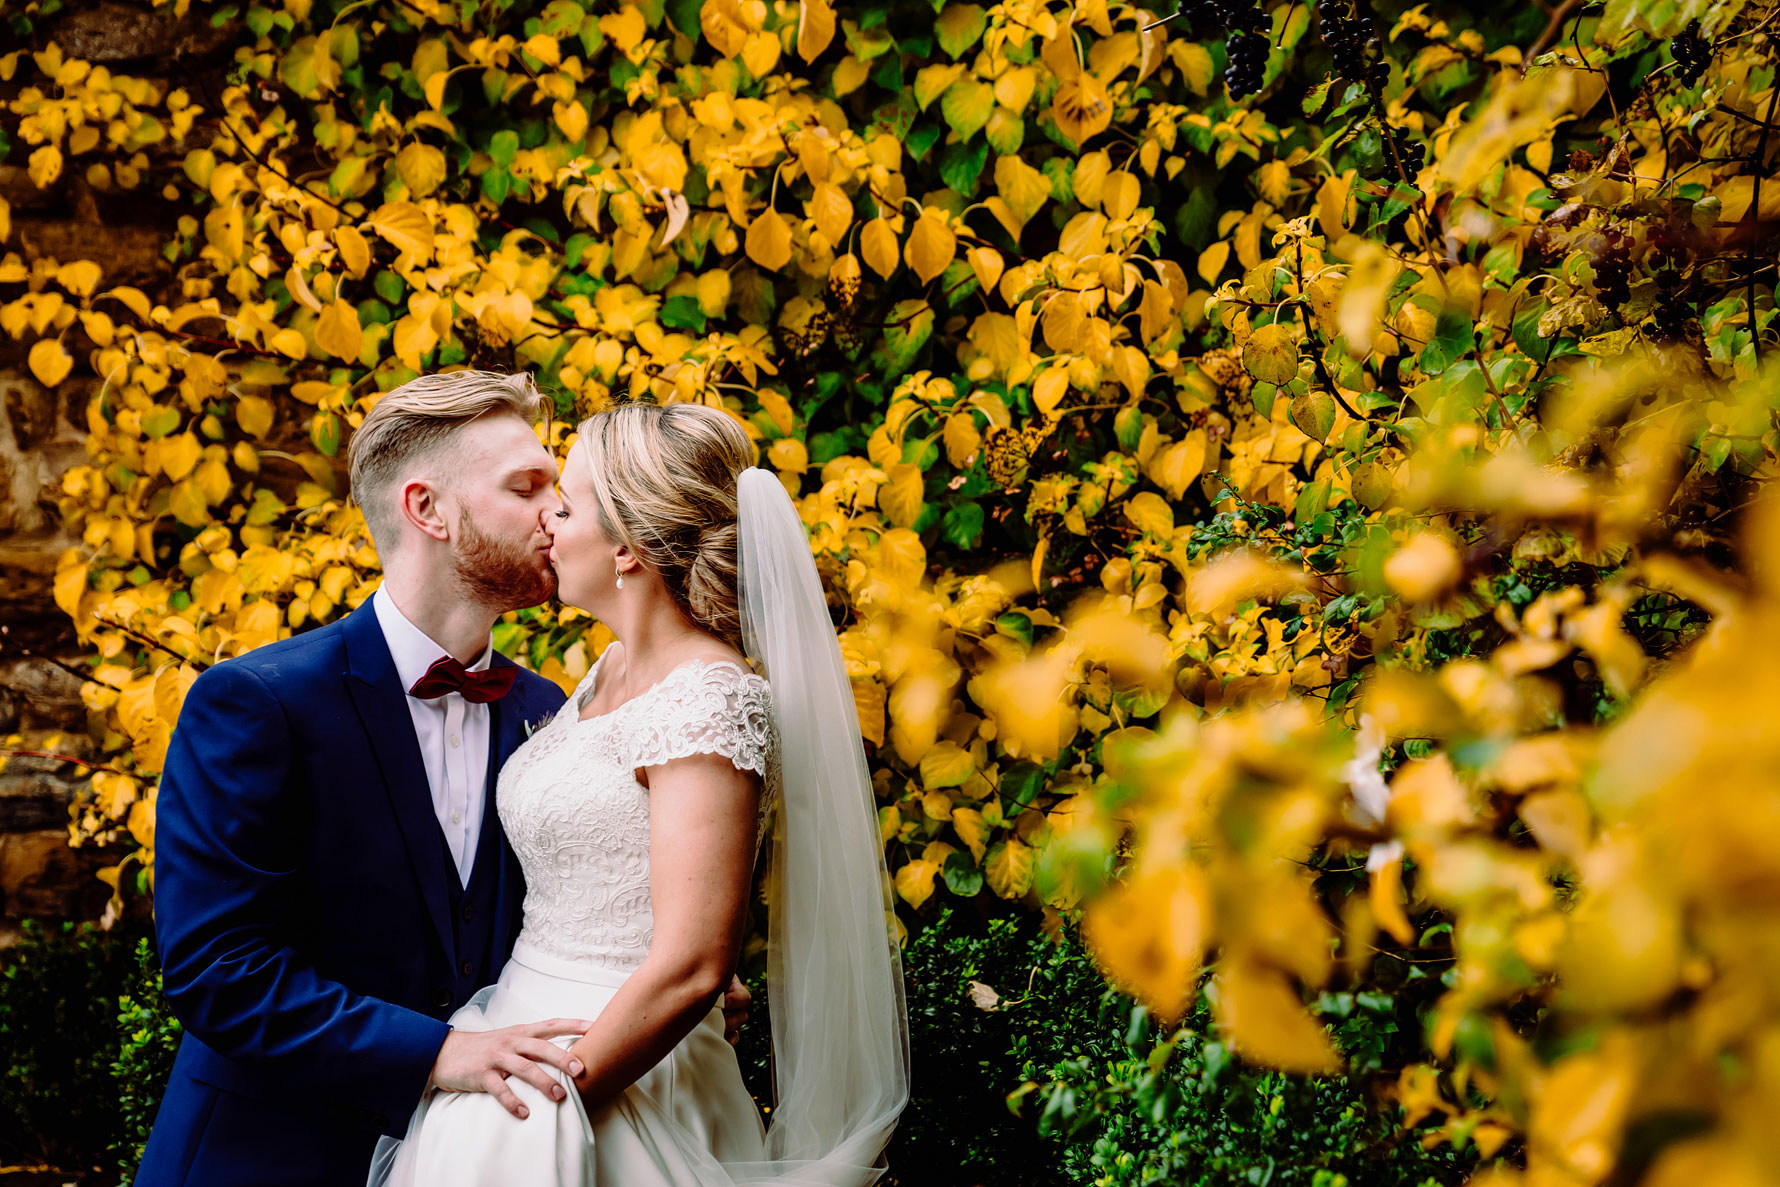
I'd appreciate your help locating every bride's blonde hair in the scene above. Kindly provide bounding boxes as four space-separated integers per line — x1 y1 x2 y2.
575 401 756 648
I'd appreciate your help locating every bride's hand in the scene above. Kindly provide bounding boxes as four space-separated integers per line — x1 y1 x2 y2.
720 975 750 1046
429 1019 592 1119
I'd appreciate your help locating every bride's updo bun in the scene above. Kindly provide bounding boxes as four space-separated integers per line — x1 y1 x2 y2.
576 401 755 648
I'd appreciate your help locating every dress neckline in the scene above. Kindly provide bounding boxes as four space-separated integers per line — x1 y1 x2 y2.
572 653 753 727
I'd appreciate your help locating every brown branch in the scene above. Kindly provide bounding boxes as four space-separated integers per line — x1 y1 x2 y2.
1523 0 1584 71
0 749 126 776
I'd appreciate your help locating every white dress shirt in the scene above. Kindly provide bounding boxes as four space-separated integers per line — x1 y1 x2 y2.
372 586 493 887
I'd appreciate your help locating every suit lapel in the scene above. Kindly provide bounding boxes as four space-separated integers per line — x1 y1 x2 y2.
340 600 456 967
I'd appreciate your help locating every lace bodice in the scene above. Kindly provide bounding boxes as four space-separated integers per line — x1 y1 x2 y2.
498 655 777 972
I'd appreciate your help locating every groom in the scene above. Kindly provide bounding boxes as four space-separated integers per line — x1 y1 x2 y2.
136 372 750 1186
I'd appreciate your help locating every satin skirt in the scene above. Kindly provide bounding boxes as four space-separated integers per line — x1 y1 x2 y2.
369 940 767 1187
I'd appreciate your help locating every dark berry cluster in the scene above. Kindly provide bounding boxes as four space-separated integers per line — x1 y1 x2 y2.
1318 6 1385 86
1648 271 1691 342
1671 21 1712 86
1172 0 1272 100
1385 125 1425 175
1589 226 1634 305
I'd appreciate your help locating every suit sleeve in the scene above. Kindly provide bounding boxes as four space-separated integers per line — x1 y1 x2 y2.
155 659 449 1135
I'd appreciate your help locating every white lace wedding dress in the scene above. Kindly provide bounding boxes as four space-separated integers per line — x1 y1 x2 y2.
370 655 778 1187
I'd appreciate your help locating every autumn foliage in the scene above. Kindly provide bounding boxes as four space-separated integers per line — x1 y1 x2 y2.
8 0 1780 1179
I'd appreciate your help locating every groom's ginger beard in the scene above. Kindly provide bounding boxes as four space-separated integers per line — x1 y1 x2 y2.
453 506 557 611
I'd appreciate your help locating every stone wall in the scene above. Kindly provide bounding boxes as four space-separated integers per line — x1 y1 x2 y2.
0 0 236 940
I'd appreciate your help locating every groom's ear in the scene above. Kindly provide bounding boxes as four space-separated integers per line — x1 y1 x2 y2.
399 477 453 543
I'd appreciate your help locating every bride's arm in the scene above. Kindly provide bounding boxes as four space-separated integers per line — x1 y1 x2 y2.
568 749 760 1109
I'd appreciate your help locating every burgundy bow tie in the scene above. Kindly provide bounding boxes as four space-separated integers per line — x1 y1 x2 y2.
407 655 516 704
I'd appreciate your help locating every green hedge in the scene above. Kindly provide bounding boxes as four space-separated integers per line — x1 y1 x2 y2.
0 920 179 1183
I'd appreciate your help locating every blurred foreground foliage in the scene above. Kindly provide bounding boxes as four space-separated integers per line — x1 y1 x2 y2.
7 0 1780 1179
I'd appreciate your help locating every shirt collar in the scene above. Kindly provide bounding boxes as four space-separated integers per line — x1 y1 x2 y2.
371 585 493 696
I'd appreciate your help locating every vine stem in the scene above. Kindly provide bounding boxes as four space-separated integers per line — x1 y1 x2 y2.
1745 80 1780 366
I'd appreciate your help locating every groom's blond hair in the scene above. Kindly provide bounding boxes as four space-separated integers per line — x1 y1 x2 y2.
347 369 548 550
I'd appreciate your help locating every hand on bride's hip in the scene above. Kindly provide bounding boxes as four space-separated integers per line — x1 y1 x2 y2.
428 1019 592 1120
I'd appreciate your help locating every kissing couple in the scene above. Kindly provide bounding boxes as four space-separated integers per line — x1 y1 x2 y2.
134 371 910 1186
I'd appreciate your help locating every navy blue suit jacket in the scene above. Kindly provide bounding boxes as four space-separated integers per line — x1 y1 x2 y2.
135 600 566 1187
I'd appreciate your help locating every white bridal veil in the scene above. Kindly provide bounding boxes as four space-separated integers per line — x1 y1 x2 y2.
730 466 911 1185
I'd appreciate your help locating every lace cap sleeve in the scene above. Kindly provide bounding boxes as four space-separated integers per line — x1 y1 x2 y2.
626 661 775 779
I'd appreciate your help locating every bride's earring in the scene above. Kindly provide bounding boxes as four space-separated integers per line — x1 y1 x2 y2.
616 565 624 591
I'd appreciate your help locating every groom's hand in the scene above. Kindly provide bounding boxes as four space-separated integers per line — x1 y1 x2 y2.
429 1019 591 1119
720 976 750 1047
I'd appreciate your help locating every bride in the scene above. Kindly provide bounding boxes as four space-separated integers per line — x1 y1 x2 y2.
371 401 910 1186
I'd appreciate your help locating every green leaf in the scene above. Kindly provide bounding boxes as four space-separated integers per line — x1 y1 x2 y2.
934 3 987 58
995 611 1033 648
480 167 511 206
941 501 984 548
985 111 1024 156
373 270 406 305
1173 184 1218 250
1419 307 1472 376
873 299 934 381
488 129 519 168
943 849 984 897
939 137 990 197
1301 78 1335 117
906 122 944 162
940 78 994 141
660 294 706 333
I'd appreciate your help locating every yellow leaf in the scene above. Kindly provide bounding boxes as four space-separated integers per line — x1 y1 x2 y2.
1051 74 1113 146
54 558 88 619
1101 170 1141 220
1255 159 1292 207
768 437 808 472
1214 960 1340 1074
905 210 957 285
315 301 363 361
809 181 852 247
1370 859 1415 945
700 0 750 57
895 858 941 908
598 6 646 51
1082 866 1207 1021
27 337 73 386
967 246 1004 294
797 0 836 62
920 741 976 788
994 65 1036 112
236 395 275 438
1243 322 1297 384
522 33 561 67
28 144 63 188
741 29 781 77
944 411 981 468
984 837 1036 899
1383 533 1462 603
367 202 434 269
1123 491 1174 537
1173 41 1214 94
861 217 900 279
832 54 870 96
55 260 102 298
1197 241 1230 285
270 327 309 359
758 388 796 435
394 142 445 198
994 154 1050 228
880 462 925 528
745 207 793 271
1033 367 1070 416
952 806 989 861
335 226 371 277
